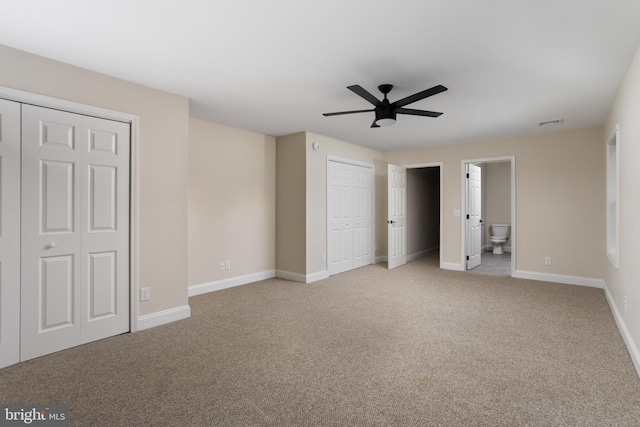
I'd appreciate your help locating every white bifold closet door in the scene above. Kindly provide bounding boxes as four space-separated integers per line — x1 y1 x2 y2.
20 104 130 361
328 161 373 276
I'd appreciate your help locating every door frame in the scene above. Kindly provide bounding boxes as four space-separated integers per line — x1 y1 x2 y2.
401 162 444 269
326 155 375 275
460 156 516 275
0 85 141 332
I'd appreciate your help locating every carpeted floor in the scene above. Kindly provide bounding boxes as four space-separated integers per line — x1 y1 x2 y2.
2 252 640 426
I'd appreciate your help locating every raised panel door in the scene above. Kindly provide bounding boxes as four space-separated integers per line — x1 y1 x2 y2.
388 164 407 269
21 105 83 360
21 105 130 361
81 116 129 342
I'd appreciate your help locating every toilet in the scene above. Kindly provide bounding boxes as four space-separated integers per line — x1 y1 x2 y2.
490 224 511 255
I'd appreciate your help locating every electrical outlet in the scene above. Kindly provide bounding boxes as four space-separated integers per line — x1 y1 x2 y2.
544 257 552 266
220 261 225 270
140 287 150 301
624 296 628 313
225 260 231 270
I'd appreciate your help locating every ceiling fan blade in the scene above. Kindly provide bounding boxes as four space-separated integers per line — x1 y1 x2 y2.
394 85 448 108
370 119 380 128
347 85 381 106
396 107 443 117
323 109 375 117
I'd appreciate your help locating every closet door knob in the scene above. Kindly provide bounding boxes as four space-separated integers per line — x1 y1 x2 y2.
46 242 56 249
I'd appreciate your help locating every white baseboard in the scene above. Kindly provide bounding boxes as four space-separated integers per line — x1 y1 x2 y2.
276 269 306 283
375 255 388 263
188 270 275 297
306 270 329 283
137 305 191 331
407 247 439 262
276 269 329 284
603 283 640 378
513 270 604 288
441 262 464 271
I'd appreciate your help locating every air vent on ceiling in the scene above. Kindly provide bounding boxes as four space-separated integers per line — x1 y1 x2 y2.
538 118 564 126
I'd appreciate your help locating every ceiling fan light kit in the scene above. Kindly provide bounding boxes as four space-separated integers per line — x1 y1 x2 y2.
324 83 447 128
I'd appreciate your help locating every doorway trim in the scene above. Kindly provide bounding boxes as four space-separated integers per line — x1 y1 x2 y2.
402 162 444 269
460 156 516 275
0 85 141 332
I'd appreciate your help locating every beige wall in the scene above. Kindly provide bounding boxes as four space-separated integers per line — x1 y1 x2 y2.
485 161 512 248
276 131 385 278
275 133 307 275
0 44 190 317
188 119 275 286
604 44 640 366
385 127 605 279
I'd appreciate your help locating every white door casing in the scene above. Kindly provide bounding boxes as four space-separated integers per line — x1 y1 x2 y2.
388 164 407 270
466 163 482 269
0 99 21 368
20 105 130 361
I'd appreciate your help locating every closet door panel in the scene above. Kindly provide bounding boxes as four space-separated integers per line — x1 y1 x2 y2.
21 106 130 360
21 105 83 361
81 115 130 341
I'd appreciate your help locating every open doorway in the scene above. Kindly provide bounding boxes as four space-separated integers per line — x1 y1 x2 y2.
462 157 515 276
404 163 442 267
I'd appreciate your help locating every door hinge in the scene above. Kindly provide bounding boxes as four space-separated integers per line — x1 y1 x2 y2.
466 256 470 261
466 173 469 179
466 214 470 219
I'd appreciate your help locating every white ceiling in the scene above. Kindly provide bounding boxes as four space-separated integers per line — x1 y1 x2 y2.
1 0 639 151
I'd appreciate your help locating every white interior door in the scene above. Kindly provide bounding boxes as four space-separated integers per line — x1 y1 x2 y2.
0 99 21 368
20 105 130 361
328 161 353 275
388 164 407 269
352 165 373 269
466 163 482 269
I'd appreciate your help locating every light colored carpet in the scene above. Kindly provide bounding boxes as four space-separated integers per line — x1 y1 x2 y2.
2 252 640 426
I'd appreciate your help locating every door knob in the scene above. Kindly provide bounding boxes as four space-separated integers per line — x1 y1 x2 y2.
46 242 56 249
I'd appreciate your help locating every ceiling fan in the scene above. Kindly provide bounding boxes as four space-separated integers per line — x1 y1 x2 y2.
323 84 447 128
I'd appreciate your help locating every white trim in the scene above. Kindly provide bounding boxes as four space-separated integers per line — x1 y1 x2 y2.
461 156 516 275
276 270 307 283
137 305 191 331
407 247 439 262
0 86 137 123
441 262 464 271
512 270 604 288
376 255 388 264
188 270 275 297
603 283 640 378
276 269 329 284
402 162 444 272
326 155 375 169
306 270 330 283
0 86 141 333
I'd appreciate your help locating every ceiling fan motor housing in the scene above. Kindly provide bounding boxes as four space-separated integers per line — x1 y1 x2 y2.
375 102 396 124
